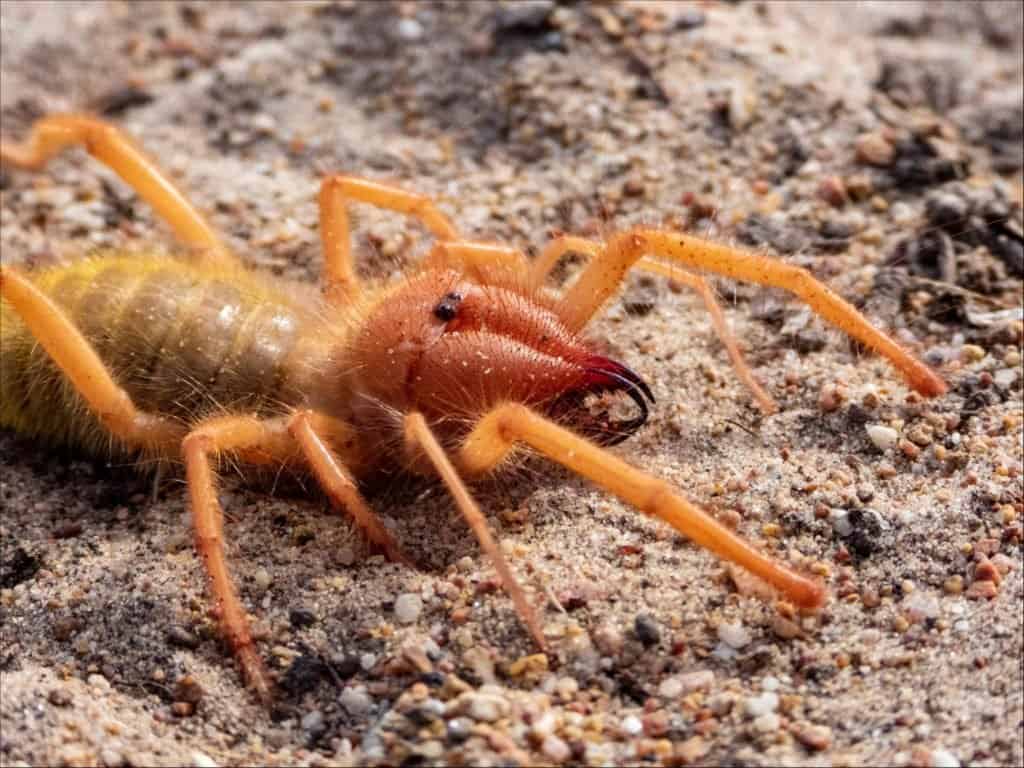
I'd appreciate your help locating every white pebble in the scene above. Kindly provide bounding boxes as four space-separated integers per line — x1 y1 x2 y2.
753 712 781 732
717 621 751 649
658 676 683 699
340 685 372 716
830 509 853 537
678 669 715 692
621 714 643 736
930 748 960 768
866 424 899 451
761 675 779 692
191 752 218 768
253 568 272 591
397 18 423 40
464 692 507 722
993 368 1018 388
394 593 423 624
744 691 779 718
541 735 571 763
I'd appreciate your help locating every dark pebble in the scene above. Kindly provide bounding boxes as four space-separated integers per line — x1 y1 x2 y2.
420 671 445 687
925 191 969 229
53 521 83 539
280 654 329 695
634 613 661 647
289 607 317 628
447 717 471 743
331 654 361 680
166 625 201 649
48 688 73 707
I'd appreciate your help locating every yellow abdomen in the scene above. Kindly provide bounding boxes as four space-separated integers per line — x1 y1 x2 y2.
1 253 325 456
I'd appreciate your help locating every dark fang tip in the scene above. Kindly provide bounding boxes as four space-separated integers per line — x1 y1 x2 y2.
582 360 655 444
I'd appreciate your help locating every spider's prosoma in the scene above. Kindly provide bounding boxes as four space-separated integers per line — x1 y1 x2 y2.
0 115 946 702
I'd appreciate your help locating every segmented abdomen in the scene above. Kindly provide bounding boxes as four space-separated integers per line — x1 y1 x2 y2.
1 254 322 455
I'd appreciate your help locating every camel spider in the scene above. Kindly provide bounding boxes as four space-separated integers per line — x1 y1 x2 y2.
0 115 947 703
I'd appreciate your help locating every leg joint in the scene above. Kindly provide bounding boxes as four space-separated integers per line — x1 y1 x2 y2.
640 481 673 518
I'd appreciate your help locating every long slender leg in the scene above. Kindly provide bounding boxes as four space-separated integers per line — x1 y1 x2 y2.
403 412 545 649
0 115 230 261
457 403 826 610
182 414 296 704
638 258 776 413
318 175 460 303
561 229 947 397
531 235 776 412
0 266 184 450
288 410 412 565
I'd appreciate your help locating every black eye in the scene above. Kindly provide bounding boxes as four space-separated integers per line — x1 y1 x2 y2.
433 292 462 322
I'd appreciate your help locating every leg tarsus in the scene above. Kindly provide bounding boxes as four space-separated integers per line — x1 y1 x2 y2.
181 415 298 704
637 257 777 414
404 412 546 649
458 404 826 610
561 228 946 397
1 114 230 261
288 410 413 566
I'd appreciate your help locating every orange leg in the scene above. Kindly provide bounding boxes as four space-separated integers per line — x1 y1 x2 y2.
423 240 529 282
532 235 776 413
403 412 545 649
0 115 230 261
457 404 826 610
181 414 294 704
318 175 460 303
288 410 411 565
638 258 776 414
0 265 184 450
562 229 947 397
529 235 603 288
183 409 412 702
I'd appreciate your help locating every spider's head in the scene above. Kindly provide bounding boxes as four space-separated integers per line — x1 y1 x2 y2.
347 269 653 446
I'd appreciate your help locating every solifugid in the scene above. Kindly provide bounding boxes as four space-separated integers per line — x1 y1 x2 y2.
0 115 947 702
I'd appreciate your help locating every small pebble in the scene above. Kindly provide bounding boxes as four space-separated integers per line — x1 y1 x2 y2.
744 691 779 718
753 712 781 732
301 709 325 736
48 688 73 707
340 685 373 716
463 692 508 722
253 568 272 591
621 714 643 736
394 593 423 624
658 676 683 699
717 621 751 649
593 623 624 656
866 424 899 451
541 735 571 763
794 722 833 751
930 748 961 768
855 132 895 166
830 509 853 537
678 669 715 692
191 753 218 768
397 17 423 40
634 613 661 647
961 344 985 363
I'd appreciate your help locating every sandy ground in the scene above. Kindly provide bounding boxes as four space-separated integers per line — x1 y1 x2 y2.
1 2 1022 767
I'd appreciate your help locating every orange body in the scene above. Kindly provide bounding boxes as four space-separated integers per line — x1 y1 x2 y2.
0 253 640 475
